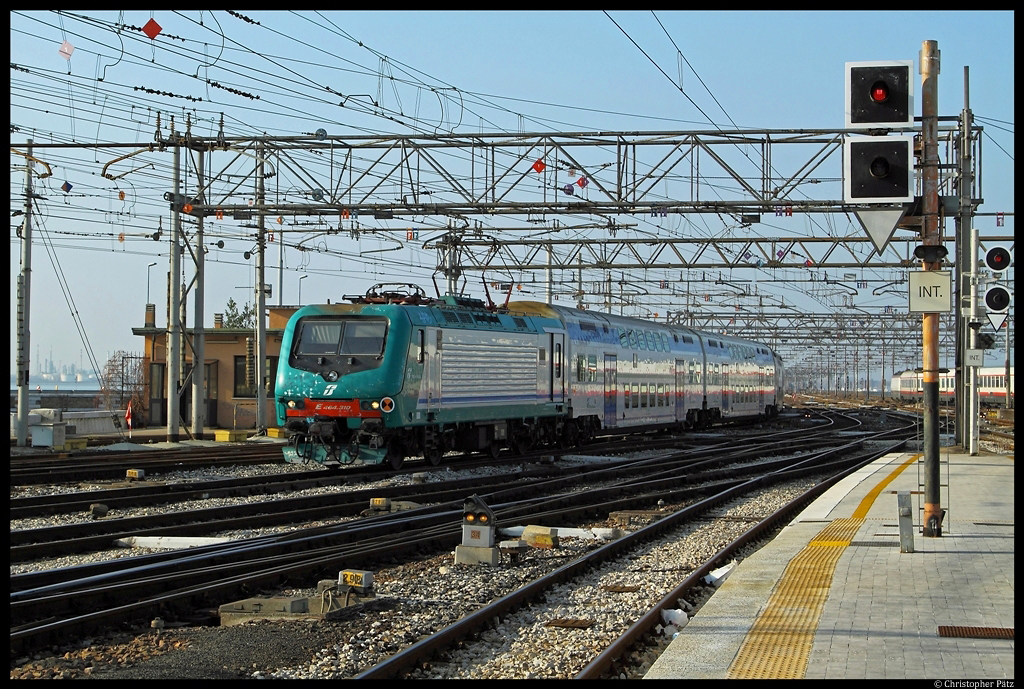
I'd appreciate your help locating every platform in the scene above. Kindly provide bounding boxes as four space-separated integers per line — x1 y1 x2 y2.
644 449 1015 680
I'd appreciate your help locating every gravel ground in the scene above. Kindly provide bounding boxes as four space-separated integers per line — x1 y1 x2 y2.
11 413 954 680
10 481 811 680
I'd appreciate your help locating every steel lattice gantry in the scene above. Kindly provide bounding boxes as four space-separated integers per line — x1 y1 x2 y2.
170 126 963 218
24 122 1008 381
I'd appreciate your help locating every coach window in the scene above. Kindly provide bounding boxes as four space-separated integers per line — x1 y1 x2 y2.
657 384 665 406
554 343 562 378
632 383 640 408
624 383 631 408
640 383 648 407
587 355 598 382
637 331 647 350
577 355 586 382
620 332 630 348
628 330 638 348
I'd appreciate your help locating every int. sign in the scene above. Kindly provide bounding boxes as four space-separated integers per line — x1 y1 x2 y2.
908 271 951 313
965 349 984 367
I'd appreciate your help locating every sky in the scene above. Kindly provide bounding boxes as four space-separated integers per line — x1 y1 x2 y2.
9 11 1015 383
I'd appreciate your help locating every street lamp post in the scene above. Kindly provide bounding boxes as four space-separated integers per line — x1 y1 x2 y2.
298 275 307 305
146 262 158 304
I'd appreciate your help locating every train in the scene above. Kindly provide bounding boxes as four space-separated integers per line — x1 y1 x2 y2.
890 367 1014 406
275 283 785 470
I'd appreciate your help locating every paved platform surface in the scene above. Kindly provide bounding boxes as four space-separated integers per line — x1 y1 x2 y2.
645 448 1015 680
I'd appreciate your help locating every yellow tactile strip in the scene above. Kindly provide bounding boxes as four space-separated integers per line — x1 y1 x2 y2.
727 454 922 679
727 518 862 679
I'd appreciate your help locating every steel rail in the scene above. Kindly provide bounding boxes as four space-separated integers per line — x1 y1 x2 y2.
10 416 914 657
352 441 902 680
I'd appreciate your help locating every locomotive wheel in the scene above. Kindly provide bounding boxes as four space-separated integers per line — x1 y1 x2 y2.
488 441 502 459
511 432 530 456
424 445 443 466
387 448 403 470
561 422 579 449
386 445 404 471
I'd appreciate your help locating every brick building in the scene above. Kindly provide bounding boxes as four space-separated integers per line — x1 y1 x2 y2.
133 304 298 430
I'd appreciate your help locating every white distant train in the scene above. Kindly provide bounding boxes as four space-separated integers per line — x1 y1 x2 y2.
890 367 1014 406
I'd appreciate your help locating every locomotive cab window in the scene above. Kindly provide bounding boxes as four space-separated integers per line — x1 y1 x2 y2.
295 321 344 355
294 319 387 357
339 321 387 356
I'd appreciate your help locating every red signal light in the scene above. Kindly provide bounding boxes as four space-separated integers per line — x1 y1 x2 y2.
870 81 889 103
985 247 1011 272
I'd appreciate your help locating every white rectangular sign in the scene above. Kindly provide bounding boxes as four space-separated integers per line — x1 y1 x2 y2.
908 271 951 313
965 349 984 367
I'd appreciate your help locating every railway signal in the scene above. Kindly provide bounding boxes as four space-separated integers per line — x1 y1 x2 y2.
845 61 914 129
843 134 915 204
983 246 1012 331
985 246 1011 274
461 494 496 548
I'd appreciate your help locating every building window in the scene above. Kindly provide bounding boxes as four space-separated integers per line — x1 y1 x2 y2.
234 355 278 398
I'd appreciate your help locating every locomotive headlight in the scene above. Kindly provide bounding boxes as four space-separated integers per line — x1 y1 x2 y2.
287 400 297 409
325 370 340 382
371 400 380 410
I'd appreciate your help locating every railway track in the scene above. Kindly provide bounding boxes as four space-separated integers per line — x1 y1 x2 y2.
10 442 289 485
358 468 856 680
10 412 862 562
10 410 916 661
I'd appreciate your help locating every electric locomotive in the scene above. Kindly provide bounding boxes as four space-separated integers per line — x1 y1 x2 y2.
276 283 783 470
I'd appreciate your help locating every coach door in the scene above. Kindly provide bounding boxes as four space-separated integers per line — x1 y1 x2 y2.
722 364 730 413
548 332 565 403
604 354 617 427
675 359 686 422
